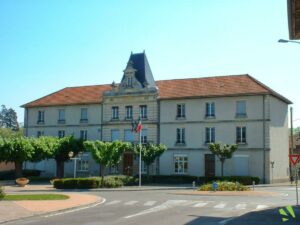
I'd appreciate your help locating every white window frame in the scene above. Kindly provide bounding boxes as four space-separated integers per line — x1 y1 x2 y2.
236 126 247 143
77 159 89 172
206 102 215 117
176 128 185 144
109 164 119 174
141 129 147 144
177 104 185 118
127 76 133 87
205 127 215 143
140 105 147 119
125 106 133 119
58 109 65 122
174 154 188 174
80 108 88 121
236 100 247 117
111 129 120 142
112 106 119 120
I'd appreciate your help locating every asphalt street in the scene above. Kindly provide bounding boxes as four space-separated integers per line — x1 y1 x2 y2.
6 186 299 225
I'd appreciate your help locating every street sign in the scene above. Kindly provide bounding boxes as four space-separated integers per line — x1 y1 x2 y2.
289 154 300 166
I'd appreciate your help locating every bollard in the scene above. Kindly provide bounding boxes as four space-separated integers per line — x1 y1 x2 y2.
212 181 218 192
252 181 255 191
192 181 195 189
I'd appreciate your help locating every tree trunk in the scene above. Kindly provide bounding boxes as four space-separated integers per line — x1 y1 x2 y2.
100 165 105 188
14 161 23 178
56 160 65 178
220 158 225 177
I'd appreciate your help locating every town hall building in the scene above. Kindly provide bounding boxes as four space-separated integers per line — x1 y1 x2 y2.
22 52 292 183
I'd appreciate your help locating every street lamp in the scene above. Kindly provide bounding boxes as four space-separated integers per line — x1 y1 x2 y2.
278 39 300 44
68 151 83 178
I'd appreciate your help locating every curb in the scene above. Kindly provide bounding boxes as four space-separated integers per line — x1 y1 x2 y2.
0 195 106 225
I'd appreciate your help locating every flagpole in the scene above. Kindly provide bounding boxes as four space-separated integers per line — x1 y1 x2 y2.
139 128 142 187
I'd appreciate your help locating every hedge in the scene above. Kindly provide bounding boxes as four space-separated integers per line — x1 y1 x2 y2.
0 169 41 180
198 181 250 191
141 175 260 185
0 186 5 200
53 176 138 189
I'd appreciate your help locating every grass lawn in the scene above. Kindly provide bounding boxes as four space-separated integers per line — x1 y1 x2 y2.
3 194 69 201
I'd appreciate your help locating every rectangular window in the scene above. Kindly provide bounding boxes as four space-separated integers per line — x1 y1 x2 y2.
140 105 147 119
58 109 65 123
37 111 45 123
236 126 247 143
174 154 188 174
124 129 134 142
141 161 147 174
176 128 185 144
236 101 246 117
206 102 215 117
80 108 88 122
58 130 65 138
125 106 133 119
37 131 44 138
77 160 89 172
111 129 120 141
177 104 185 118
205 127 215 143
141 129 147 144
109 164 119 174
112 106 119 120
127 76 133 87
80 130 88 141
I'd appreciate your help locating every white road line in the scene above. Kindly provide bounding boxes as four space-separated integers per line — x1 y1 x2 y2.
105 200 121 205
255 205 268 211
193 202 209 208
219 217 235 225
124 201 138 205
44 198 106 218
144 201 157 206
235 204 247 210
214 202 227 209
124 200 188 219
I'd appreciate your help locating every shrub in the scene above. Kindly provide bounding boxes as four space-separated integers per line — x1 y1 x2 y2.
0 170 15 180
101 176 123 188
198 181 250 191
23 169 41 177
53 178 101 189
0 186 5 200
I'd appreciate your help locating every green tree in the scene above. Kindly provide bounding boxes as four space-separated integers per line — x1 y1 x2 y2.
0 105 19 131
134 143 167 176
48 136 83 178
208 143 237 177
0 137 34 178
84 141 130 185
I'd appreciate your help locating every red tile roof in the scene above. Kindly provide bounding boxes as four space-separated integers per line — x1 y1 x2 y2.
22 74 291 108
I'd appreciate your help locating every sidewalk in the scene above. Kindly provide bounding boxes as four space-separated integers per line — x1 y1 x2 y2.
0 185 103 224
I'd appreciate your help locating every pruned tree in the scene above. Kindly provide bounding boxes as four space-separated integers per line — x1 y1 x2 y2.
0 137 34 178
0 105 19 131
208 143 237 177
84 141 130 185
133 143 167 176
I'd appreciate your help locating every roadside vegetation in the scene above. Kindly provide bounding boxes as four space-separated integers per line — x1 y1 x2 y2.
198 181 250 191
0 186 5 200
3 194 69 201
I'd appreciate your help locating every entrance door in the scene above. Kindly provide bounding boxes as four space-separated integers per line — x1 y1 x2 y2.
205 154 215 177
123 153 133 176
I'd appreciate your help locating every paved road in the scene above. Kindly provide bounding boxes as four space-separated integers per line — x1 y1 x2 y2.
6 186 298 225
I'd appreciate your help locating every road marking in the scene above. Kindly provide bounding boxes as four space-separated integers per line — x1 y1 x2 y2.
255 205 268 211
144 201 157 206
219 217 235 225
44 198 106 218
193 202 209 207
214 202 227 209
235 204 247 210
105 200 121 205
124 200 188 219
124 201 138 205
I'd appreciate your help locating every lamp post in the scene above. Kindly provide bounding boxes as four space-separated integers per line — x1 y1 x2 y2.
68 151 83 178
278 39 300 44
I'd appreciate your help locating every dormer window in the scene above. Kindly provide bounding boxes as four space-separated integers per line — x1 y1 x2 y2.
127 76 133 87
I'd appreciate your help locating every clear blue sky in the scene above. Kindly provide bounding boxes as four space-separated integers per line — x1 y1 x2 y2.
0 0 299 127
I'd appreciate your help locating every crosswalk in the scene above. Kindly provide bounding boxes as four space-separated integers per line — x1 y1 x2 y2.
104 199 269 212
